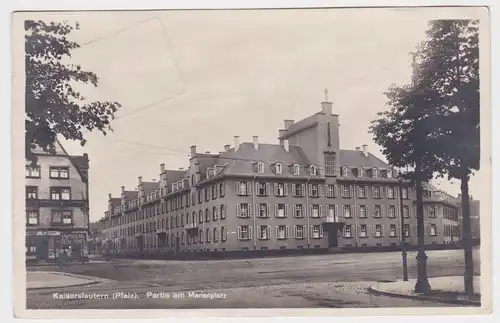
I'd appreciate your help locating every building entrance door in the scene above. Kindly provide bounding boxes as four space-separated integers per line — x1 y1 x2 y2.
328 228 339 248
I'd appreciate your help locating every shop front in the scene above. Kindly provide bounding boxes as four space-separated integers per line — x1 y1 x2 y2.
25 230 88 263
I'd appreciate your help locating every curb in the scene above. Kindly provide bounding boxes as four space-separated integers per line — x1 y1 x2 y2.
368 286 481 306
27 272 115 291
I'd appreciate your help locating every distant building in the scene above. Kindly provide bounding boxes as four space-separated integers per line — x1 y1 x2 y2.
25 140 89 262
457 196 480 243
98 99 460 256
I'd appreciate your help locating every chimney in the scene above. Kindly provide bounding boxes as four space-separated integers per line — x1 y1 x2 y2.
160 163 165 173
362 144 368 157
321 101 333 115
234 136 240 152
355 147 360 151
179 167 184 171
138 176 143 185
190 145 197 156
278 129 286 145
284 120 294 130
253 136 259 150
224 144 230 152
108 193 112 200
121 186 125 193
284 139 290 152
152 178 156 182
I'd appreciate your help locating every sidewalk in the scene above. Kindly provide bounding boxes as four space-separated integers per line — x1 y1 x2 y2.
27 271 113 290
369 276 481 306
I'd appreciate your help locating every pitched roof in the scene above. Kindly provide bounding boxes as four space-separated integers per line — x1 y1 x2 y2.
110 198 121 208
123 190 138 200
164 169 186 183
338 150 389 168
199 142 311 178
142 182 159 194
279 114 320 138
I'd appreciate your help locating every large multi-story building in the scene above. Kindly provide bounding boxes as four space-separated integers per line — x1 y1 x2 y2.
25 140 90 262
98 100 460 255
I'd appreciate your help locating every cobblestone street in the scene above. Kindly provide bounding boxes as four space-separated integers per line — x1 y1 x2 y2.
26 249 481 309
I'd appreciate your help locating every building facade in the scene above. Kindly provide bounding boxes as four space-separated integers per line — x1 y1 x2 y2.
98 100 461 255
25 141 90 262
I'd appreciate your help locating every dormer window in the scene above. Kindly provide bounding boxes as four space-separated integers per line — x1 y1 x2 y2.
357 167 363 177
341 166 348 177
257 162 265 173
275 163 283 174
206 168 212 179
372 168 378 178
310 165 317 176
178 181 183 189
386 169 392 178
172 183 177 191
293 164 300 175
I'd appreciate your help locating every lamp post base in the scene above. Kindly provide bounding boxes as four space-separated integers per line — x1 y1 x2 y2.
414 251 431 293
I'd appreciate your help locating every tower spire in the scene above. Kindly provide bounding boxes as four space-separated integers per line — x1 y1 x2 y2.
324 88 329 102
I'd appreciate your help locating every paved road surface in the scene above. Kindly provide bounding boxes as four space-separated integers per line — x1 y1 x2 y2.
27 249 480 309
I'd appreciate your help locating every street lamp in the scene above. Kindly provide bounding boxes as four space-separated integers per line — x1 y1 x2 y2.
398 169 409 281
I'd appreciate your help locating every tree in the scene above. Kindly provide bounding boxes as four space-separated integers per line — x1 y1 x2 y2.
415 20 479 296
25 20 121 163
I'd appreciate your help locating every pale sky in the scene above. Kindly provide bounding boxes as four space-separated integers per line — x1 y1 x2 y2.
20 8 487 221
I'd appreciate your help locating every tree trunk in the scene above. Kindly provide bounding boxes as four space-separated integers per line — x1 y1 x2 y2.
460 173 475 296
414 163 431 293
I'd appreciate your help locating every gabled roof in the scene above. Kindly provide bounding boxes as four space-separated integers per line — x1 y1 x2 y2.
164 169 186 183
279 114 320 139
123 190 138 200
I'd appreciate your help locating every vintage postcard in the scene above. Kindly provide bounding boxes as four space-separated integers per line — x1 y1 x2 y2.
11 5 491 319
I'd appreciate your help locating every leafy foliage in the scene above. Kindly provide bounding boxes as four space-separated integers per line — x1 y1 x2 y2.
25 20 121 162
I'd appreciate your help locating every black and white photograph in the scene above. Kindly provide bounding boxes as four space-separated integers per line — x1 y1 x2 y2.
11 5 491 317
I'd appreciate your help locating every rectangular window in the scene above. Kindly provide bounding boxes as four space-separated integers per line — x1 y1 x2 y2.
344 225 352 238
237 203 250 218
293 204 304 218
359 225 367 238
387 187 395 199
309 184 319 197
219 182 225 197
50 166 69 179
311 225 322 239
52 210 72 225
294 225 305 239
276 225 288 239
236 181 250 196
256 182 268 196
238 225 250 240
213 228 219 242
341 185 351 198
403 206 410 218
359 205 367 218
372 186 381 198
292 184 304 197
389 224 397 237
343 205 351 218
324 154 335 175
388 206 396 218
276 204 286 218
430 224 437 236
326 185 335 198
221 226 227 241
205 209 210 222
402 188 409 199
212 185 217 199
357 186 367 198
373 206 382 218
26 186 38 199
204 188 210 202
311 205 320 218
375 224 383 237
50 187 71 200
429 206 436 217
220 205 226 219
25 165 40 178
257 204 269 218
327 205 337 222
26 211 39 225
275 183 286 197
257 225 270 240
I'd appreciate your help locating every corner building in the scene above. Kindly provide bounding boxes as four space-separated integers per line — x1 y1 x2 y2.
99 100 460 255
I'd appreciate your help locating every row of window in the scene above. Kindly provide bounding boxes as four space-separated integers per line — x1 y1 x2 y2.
235 203 436 219
235 181 410 199
26 186 73 200
237 223 439 240
25 165 69 179
107 205 227 235
26 210 73 225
